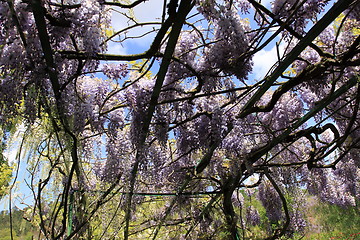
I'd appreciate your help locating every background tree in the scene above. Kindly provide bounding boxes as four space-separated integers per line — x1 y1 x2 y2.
0 0 359 239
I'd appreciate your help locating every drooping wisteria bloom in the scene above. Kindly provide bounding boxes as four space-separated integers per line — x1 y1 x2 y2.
258 181 283 222
102 63 128 80
246 205 261 226
272 0 331 36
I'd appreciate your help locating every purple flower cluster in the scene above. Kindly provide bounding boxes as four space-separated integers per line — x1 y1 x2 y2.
196 5 253 82
258 181 283 222
246 206 261 226
0 0 112 126
102 63 128 80
124 77 154 146
162 30 199 99
306 165 359 208
0 76 24 123
258 92 304 132
272 0 330 36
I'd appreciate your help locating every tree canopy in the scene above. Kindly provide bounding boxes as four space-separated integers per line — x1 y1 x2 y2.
0 0 359 239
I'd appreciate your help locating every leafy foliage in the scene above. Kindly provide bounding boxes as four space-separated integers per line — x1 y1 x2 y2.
0 160 11 199
0 140 11 199
0 209 35 240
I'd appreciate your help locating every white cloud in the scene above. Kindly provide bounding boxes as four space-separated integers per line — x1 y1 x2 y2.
252 42 286 80
106 40 128 55
260 0 273 8
0 123 36 211
3 123 26 165
132 0 164 23
3 146 18 165
252 47 278 80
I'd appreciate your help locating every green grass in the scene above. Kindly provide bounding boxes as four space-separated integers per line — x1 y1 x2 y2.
303 199 360 240
241 196 360 240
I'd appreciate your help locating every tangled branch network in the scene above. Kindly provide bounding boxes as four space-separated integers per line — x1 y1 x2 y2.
0 0 359 239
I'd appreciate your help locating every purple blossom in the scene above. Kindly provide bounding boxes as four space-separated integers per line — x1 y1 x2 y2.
258 181 283 222
124 78 154 146
345 2 360 21
272 0 330 36
102 63 128 79
196 8 253 82
246 206 261 226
